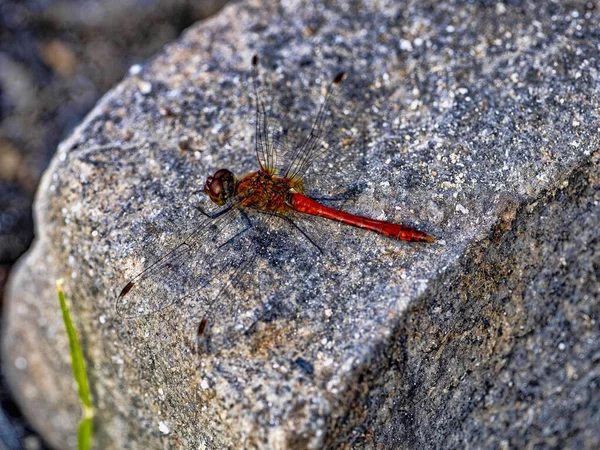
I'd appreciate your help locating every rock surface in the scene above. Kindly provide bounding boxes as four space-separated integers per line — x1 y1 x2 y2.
2 0 599 449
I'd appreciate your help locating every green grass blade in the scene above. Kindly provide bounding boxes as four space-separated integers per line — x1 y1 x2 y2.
77 416 93 450
57 279 94 450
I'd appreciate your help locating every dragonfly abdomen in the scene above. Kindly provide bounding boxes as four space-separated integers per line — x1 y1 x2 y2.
290 194 435 243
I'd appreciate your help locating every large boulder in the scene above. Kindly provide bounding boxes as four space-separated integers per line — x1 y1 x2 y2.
3 0 599 448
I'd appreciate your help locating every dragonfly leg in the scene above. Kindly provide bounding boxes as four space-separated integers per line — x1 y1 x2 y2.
193 203 235 220
282 215 323 255
253 209 324 255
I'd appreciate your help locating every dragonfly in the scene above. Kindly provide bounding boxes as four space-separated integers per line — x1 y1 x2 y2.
117 55 434 337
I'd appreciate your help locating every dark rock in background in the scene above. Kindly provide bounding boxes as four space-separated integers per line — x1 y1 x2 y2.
0 0 227 267
2 0 600 449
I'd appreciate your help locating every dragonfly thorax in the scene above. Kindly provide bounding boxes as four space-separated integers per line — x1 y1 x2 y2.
235 170 296 213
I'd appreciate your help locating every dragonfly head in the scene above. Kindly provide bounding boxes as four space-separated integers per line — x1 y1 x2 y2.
204 169 236 205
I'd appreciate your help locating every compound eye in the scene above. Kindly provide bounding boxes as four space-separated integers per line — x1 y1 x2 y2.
209 178 223 197
204 169 235 205
204 176 223 204
214 168 232 180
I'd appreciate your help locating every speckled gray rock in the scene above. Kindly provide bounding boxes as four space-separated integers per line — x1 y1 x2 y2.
2 0 599 449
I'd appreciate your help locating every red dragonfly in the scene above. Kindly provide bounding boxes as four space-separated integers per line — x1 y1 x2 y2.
117 55 433 326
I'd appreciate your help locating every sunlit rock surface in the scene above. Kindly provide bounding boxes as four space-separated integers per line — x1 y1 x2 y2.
3 0 599 448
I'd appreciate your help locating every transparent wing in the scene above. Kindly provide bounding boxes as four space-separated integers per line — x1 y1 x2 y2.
283 72 346 182
115 204 251 319
272 106 367 200
266 71 367 200
251 55 279 173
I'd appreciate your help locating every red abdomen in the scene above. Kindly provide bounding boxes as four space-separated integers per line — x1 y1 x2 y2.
290 194 434 243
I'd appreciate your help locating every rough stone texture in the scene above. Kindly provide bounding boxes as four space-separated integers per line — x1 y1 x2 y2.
2 0 599 449
352 153 600 449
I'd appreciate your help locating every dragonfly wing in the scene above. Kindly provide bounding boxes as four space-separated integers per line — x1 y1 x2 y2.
251 56 279 173
283 72 346 182
115 207 250 319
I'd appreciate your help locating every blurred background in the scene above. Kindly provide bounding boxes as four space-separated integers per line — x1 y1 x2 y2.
0 0 227 447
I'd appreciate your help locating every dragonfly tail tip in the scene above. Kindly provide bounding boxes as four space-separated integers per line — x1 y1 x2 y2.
422 233 435 243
